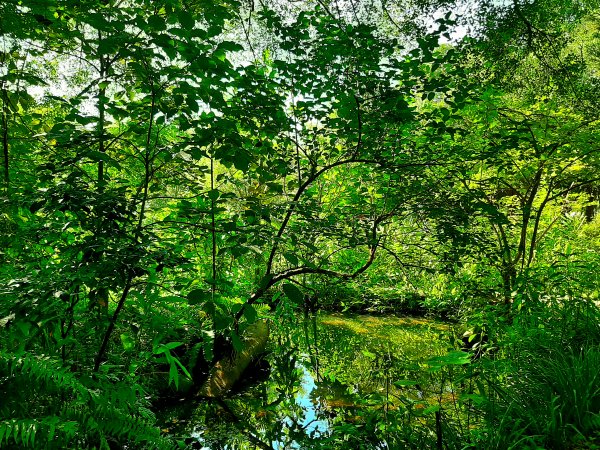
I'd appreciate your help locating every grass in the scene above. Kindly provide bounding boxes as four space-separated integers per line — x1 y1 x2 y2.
475 300 600 449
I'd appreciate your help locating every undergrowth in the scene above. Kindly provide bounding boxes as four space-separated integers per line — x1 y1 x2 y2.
473 299 600 449
0 350 177 449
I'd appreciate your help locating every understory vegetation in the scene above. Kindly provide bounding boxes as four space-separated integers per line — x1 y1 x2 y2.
1 0 600 448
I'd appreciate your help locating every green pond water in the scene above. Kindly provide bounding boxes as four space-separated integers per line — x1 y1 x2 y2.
160 313 463 449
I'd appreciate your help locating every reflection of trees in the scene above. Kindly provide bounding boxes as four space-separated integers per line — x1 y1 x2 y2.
309 316 442 396
174 314 450 449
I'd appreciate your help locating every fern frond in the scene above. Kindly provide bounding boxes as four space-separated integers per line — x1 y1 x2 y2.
93 404 176 449
0 351 177 449
0 416 79 449
1 350 90 400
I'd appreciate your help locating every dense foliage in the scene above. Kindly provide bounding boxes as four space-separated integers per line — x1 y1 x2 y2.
1 0 600 448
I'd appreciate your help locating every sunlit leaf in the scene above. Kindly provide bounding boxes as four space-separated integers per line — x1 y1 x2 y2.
120 333 135 352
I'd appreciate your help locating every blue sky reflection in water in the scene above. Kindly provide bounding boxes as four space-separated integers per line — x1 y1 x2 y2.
273 362 329 449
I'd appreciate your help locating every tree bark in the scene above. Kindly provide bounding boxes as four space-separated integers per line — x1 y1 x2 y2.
198 320 270 398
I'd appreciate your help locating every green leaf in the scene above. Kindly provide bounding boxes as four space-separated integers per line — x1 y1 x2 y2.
282 283 303 304
222 221 237 232
461 393 487 406
214 312 233 331
232 150 252 171
229 245 249 258
178 11 195 30
243 304 257 323
218 41 244 52
258 274 273 290
155 342 183 354
231 331 243 352
120 333 135 351
422 405 441 415
47 423 55 444
202 336 214 363
158 295 187 303
15 321 30 337
20 73 48 86
174 358 192 381
187 289 211 305
428 350 471 367
148 15 166 31
283 252 299 266
169 362 179 389
362 350 376 359
207 189 220 201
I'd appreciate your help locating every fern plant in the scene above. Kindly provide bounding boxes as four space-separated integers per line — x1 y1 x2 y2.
0 350 178 449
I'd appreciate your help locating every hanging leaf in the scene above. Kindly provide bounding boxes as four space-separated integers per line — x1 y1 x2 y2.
207 189 220 201
120 333 135 352
217 41 244 52
258 274 273 290
233 150 252 171
230 331 243 352
177 11 195 30
169 362 179 389
283 252 299 266
187 289 211 305
282 283 303 304
243 304 257 324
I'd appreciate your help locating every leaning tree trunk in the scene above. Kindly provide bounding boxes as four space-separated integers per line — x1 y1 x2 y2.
198 320 270 398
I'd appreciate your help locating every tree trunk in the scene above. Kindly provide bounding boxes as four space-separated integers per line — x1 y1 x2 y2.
198 320 270 398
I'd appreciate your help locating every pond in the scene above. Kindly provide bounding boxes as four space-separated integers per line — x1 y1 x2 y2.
159 313 473 449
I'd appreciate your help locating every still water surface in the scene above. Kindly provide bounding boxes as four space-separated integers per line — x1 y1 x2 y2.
161 313 453 449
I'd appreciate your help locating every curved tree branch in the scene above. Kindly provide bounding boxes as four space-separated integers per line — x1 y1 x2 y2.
235 204 403 324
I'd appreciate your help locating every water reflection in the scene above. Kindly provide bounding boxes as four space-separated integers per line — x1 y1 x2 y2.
295 364 329 437
273 363 328 449
162 312 450 449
